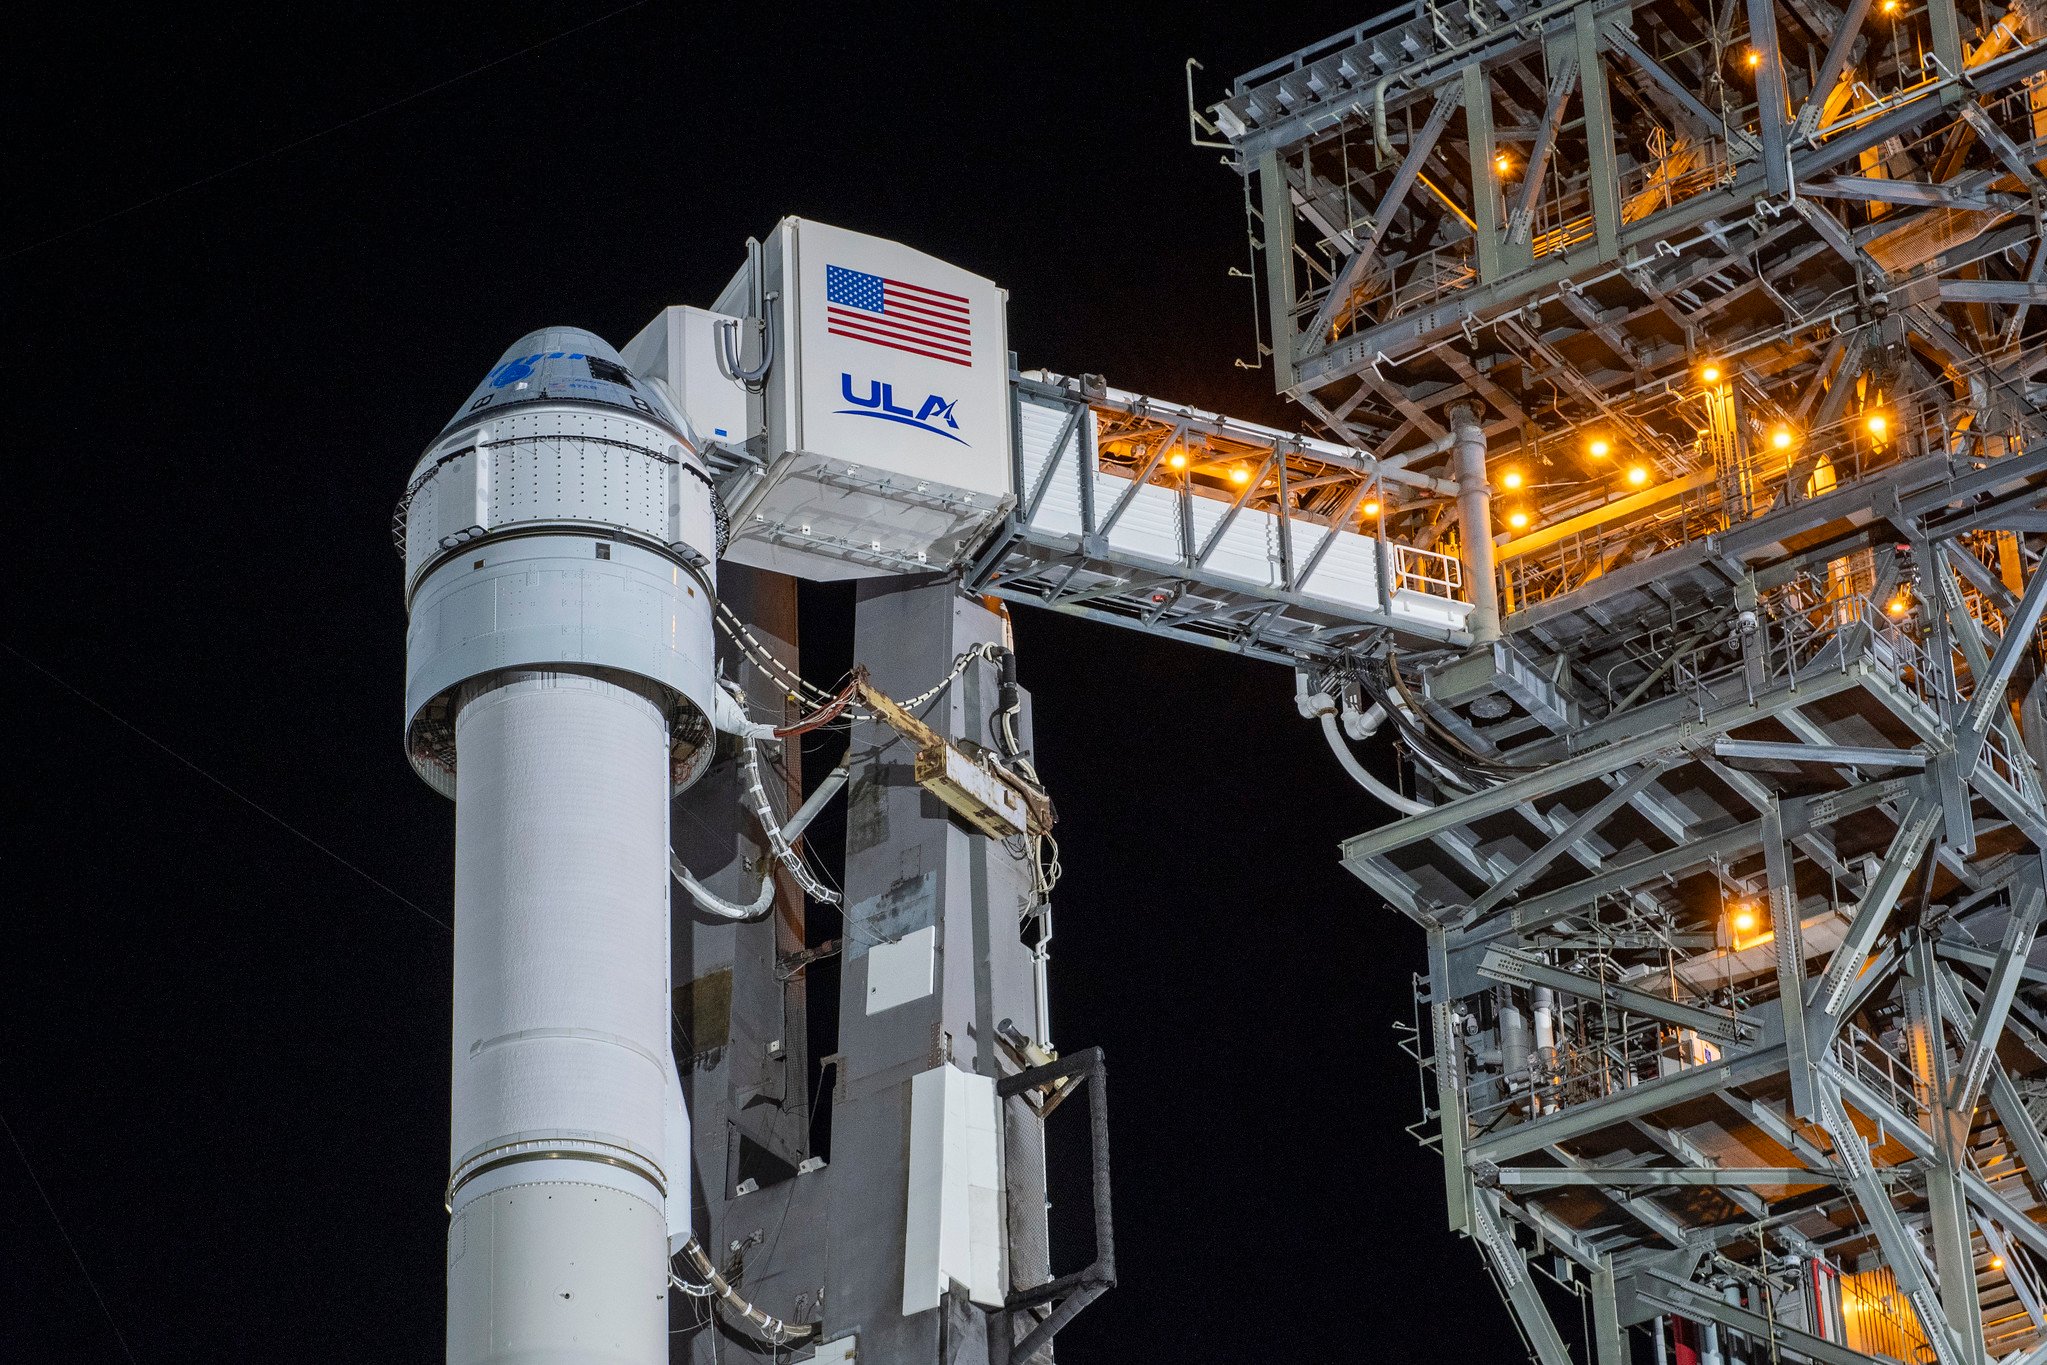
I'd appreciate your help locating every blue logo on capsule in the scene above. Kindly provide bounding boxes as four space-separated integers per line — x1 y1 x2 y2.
489 351 586 388
835 374 966 445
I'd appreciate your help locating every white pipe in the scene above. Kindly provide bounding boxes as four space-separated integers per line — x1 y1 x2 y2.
1033 902 1055 1051
1498 989 1530 1084
1320 711 1433 814
670 849 776 921
738 735 840 906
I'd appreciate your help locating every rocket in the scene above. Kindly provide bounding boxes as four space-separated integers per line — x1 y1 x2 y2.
398 328 752 1364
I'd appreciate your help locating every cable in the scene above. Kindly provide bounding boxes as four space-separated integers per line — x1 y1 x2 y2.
738 736 841 906
0 1107 139 1364
1 639 450 931
3 1 655 265
671 1236 817 1345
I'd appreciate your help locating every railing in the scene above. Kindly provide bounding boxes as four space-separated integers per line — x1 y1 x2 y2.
1831 1021 1927 1127
1396 543 1464 599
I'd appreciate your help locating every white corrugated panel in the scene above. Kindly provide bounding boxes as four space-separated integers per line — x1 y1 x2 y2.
1017 394 1086 536
1096 474 1183 562
1295 522 1387 612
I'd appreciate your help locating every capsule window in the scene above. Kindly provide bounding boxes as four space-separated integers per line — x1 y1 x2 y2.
594 543 611 560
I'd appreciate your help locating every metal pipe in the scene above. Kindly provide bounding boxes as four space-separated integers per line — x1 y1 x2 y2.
1499 988 1530 1084
780 761 850 844
1451 404 1502 643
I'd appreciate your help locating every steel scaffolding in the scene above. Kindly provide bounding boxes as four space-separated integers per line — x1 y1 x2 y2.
1203 1 2047 1360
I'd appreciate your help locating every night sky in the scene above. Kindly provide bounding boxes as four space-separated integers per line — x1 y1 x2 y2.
5 8 1531 1361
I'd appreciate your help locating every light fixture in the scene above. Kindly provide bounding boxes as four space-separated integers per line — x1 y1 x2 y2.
1362 499 1383 517
1732 903 1759 934
1588 437 1612 458
1882 0 1899 12
1502 469 1525 490
1771 425 1794 450
1700 363 1723 384
1627 465 1650 487
1746 48 1763 68
1167 450 1188 471
1229 466 1251 485
1993 1255 2008 1272
1507 509 1530 530
1867 413 1889 438
1888 593 1911 617
1495 151 1513 175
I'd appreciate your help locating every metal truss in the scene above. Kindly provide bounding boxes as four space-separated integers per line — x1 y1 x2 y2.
969 372 1473 664
1197 2 2047 1358
1342 397 2047 1358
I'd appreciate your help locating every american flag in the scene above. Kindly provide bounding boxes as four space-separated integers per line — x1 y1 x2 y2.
825 265 972 367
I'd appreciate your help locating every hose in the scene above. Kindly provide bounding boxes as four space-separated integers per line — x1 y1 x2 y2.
672 1236 816 1344
739 734 841 906
671 849 776 921
1321 711 1434 814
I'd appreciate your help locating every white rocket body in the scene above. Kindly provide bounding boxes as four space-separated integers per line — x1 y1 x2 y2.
399 328 723 1364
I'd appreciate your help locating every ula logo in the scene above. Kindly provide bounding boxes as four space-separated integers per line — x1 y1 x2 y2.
836 374 967 445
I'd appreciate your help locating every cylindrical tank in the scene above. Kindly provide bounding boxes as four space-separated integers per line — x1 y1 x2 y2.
399 328 730 1365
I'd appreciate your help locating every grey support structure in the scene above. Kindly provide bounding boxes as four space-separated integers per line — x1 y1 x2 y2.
665 577 1073 1365
1193 4 2047 1361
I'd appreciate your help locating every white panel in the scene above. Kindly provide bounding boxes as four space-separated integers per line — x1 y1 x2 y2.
903 1064 1005 1316
621 305 750 448
783 219 1011 499
811 1337 858 1365
446 1180 667 1365
866 925 936 1015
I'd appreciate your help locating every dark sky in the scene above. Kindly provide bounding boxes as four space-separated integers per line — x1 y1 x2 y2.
3 7 1531 1361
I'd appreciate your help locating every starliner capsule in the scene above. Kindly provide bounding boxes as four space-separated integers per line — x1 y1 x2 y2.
397 328 753 1365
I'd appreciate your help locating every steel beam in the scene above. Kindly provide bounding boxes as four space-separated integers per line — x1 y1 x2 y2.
1810 795 1941 1026
1713 738 1927 769
1478 945 1750 1044
1817 1079 1968 1365
1299 85 1463 354
1470 1038 1789 1164
1634 1269 1879 1365
1493 1165 1834 1187
1465 761 1675 919
1949 877 2046 1116
1473 1188 1575 1365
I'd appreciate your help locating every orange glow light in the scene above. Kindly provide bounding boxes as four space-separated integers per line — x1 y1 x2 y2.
1867 413 1889 437
1700 363 1722 384
1888 595 1911 617
1588 437 1612 458
1494 151 1513 175
1166 450 1188 471
1993 1255 2008 1272
1362 499 1383 517
1746 48 1763 68
1626 465 1650 487
1732 906 1759 934
1771 426 1793 450
1502 469 1525 490
1507 509 1530 530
